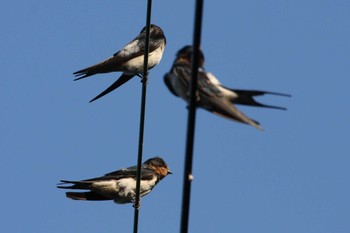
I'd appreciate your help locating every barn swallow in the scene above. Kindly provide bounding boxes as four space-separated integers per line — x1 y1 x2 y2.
73 24 166 102
164 46 290 130
57 157 171 204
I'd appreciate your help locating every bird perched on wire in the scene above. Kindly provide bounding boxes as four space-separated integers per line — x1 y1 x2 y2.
164 45 290 130
73 24 166 102
57 157 171 204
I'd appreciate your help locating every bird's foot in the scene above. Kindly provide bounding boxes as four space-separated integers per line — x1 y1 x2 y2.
132 198 141 209
141 77 148 85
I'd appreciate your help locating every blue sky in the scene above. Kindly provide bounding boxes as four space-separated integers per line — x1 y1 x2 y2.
1 1 349 232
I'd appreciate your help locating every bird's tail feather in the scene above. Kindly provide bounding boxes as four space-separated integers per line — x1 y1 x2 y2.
73 68 96 81
226 88 291 110
57 180 91 190
73 56 120 81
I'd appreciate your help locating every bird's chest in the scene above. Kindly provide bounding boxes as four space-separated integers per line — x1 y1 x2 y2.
111 176 158 204
123 45 164 74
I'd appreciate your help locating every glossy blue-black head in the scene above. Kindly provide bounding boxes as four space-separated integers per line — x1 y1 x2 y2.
176 45 205 66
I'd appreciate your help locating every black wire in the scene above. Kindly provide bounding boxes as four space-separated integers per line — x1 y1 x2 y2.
133 0 152 233
180 0 204 233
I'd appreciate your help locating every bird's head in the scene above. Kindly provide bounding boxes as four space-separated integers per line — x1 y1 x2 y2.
143 156 172 179
175 45 205 67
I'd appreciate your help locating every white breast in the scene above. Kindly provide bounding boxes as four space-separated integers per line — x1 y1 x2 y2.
112 176 158 204
123 44 165 74
90 175 158 204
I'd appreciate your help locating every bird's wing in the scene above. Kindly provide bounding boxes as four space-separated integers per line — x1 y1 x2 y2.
197 71 262 130
164 64 223 100
89 74 135 102
103 165 155 181
164 71 180 97
197 70 224 98
66 191 111 201
113 32 163 62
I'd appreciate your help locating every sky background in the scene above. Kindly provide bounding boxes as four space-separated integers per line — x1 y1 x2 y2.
1 1 349 233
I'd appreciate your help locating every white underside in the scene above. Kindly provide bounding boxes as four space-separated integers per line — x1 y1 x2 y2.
123 44 165 75
91 176 158 204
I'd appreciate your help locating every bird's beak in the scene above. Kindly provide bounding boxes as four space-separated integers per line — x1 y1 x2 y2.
167 170 173 175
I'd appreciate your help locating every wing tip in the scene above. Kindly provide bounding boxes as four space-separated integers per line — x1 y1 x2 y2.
66 192 88 200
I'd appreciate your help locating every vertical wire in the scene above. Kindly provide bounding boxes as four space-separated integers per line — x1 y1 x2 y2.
180 0 204 233
133 0 152 233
